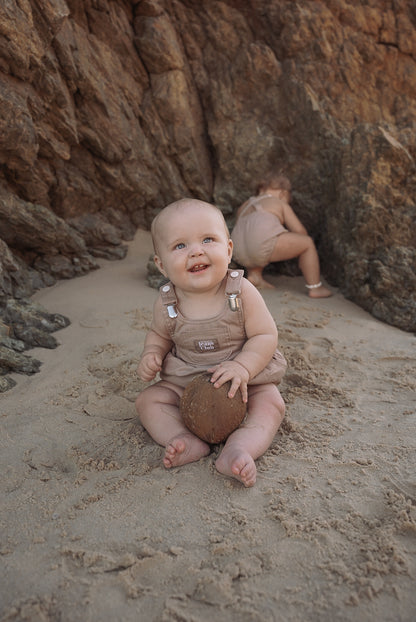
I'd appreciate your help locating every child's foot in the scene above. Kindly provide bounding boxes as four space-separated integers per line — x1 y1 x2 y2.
163 433 210 469
247 274 276 290
308 284 332 298
215 448 257 487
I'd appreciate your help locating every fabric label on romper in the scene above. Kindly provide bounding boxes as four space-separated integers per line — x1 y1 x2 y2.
194 339 220 352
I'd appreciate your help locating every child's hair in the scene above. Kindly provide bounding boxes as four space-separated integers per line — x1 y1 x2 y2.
151 198 230 253
256 171 292 195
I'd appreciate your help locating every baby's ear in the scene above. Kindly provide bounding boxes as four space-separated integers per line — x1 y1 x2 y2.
227 238 233 262
154 254 167 277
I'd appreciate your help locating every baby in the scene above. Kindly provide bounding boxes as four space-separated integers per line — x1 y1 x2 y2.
231 172 332 296
136 198 286 487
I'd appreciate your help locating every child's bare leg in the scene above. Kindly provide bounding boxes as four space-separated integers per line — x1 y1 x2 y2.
270 233 332 298
215 384 285 487
135 381 210 468
247 267 276 289
298 245 331 297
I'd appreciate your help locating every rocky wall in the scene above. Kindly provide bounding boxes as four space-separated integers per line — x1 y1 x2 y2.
0 0 415 339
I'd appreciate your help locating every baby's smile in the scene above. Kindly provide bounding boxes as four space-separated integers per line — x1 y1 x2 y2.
189 263 208 272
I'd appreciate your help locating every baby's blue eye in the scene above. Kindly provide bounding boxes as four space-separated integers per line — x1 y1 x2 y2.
175 242 186 250
203 237 214 243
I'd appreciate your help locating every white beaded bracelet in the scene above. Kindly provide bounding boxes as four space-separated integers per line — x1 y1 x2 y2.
305 281 322 289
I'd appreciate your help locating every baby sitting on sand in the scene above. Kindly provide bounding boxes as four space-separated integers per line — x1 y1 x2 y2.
136 198 286 487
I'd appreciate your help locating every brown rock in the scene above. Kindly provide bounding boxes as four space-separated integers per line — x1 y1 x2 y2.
0 188 98 295
0 0 415 331
180 373 247 444
323 124 416 330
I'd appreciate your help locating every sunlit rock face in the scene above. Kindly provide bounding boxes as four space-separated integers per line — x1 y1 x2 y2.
0 0 415 331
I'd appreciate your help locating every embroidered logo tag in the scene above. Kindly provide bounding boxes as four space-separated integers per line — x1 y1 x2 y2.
194 339 219 352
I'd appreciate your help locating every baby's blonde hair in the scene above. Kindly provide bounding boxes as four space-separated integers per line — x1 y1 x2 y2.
151 198 230 253
256 172 291 195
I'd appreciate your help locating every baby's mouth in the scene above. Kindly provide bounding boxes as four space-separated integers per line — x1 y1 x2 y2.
189 264 208 273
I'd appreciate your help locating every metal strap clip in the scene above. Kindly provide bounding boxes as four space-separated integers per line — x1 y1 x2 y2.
228 293 240 312
167 304 178 318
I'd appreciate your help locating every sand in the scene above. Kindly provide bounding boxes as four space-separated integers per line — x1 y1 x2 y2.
1 228 415 622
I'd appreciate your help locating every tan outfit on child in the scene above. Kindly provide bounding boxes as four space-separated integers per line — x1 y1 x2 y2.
231 194 287 268
157 269 287 388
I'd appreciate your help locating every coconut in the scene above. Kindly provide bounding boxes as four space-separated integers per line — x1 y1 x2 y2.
180 373 247 443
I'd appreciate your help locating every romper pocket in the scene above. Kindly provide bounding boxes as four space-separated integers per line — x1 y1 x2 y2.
174 326 233 365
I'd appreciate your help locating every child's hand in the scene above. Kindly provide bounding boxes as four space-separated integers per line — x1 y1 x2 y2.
137 352 162 382
208 361 250 403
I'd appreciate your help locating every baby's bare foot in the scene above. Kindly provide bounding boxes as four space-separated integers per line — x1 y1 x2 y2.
248 274 276 290
215 448 257 487
163 433 210 469
308 284 332 298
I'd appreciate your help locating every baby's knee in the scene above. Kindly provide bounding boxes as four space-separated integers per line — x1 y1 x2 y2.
135 391 145 422
305 235 318 251
135 387 153 423
136 383 180 424
271 388 285 424
253 384 285 426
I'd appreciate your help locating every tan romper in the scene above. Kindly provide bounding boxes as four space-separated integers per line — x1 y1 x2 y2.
158 269 287 388
231 194 288 268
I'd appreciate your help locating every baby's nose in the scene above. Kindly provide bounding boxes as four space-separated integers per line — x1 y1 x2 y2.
189 243 204 256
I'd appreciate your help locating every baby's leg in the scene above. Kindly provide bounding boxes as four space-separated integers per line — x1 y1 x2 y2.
247 267 276 290
215 384 285 487
270 233 332 297
135 381 210 468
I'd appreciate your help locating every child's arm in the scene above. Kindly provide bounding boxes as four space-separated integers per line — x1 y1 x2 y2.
262 196 307 235
137 297 173 382
209 279 278 401
281 202 308 235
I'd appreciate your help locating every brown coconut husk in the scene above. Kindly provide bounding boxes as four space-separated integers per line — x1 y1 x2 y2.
180 373 247 444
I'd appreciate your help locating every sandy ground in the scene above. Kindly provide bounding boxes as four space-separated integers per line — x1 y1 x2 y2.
1 229 415 622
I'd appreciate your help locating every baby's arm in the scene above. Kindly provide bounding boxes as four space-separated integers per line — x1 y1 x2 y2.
233 278 278 375
281 202 308 235
137 297 173 382
262 196 307 235
138 330 171 381
209 279 278 400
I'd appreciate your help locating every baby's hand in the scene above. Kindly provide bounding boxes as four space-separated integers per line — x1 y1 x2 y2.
208 361 250 403
137 352 162 382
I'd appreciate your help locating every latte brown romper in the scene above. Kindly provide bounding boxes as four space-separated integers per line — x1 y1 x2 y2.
157 269 287 389
231 194 288 268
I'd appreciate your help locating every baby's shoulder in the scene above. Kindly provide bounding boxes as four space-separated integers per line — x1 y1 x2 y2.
239 274 260 299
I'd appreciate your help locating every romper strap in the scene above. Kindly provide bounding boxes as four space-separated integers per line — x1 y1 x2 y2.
226 269 244 294
226 269 244 311
239 194 273 218
159 281 178 336
238 196 257 218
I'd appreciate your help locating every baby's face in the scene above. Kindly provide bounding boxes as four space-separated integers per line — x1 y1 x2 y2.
153 204 232 294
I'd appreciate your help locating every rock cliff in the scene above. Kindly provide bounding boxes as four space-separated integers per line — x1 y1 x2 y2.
1 0 415 337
